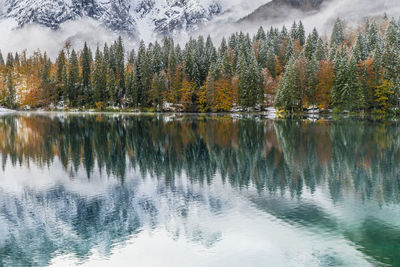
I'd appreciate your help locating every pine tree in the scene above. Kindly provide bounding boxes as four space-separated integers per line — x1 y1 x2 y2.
331 18 345 48
108 69 116 106
257 40 268 69
298 21 306 46
306 56 319 106
353 32 368 63
315 38 326 61
346 56 365 110
290 21 298 40
331 51 348 108
6 53 14 69
150 73 167 108
40 53 52 104
61 66 68 103
275 59 297 112
0 50 4 66
93 47 107 106
115 36 125 102
256 26 267 42
382 44 398 80
125 71 135 107
56 50 67 102
385 19 399 48
366 21 380 55
67 50 80 106
285 39 294 63
304 34 315 60
6 71 15 108
81 42 93 106
134 52 144 106
221 51 233 78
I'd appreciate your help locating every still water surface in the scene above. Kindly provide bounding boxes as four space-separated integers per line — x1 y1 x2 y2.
0 113 399 266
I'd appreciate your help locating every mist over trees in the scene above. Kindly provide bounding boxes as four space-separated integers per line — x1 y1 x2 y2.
1 16 400 113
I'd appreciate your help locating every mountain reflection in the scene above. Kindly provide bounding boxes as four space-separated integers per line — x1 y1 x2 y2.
0 114 400 266
1 114 399 204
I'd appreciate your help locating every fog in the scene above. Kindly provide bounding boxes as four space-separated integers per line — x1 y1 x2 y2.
198 0 400 46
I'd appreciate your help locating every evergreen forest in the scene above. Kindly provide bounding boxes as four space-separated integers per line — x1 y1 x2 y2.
1 16 400 114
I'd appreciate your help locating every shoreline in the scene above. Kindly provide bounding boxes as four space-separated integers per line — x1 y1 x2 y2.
2 109 399 121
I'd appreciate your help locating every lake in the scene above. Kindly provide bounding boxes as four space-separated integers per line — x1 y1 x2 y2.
0 113 399 266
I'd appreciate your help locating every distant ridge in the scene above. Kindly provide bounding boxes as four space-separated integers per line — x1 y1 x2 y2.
238 0 325 24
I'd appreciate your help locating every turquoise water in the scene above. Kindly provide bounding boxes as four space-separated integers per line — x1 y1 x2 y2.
0 113 399 266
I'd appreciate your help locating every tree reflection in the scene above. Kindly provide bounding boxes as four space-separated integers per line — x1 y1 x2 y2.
0 114 399 204
1 114 400 266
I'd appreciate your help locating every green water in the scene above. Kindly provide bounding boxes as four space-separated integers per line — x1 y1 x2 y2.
0 113 399 266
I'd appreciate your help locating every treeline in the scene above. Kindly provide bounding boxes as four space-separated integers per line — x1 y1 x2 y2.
1 16 400 113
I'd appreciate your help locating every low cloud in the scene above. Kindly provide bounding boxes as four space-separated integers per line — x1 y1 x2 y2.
0 18 129 59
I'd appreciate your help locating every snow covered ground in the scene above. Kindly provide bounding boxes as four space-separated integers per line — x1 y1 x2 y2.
0 106 14 113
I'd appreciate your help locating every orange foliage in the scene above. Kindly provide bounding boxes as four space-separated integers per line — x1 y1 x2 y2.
180 79 196 111
316 60 334 108
215 77 234 112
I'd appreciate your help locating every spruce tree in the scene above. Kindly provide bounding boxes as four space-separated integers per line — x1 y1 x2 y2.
115 36 125 102
56 50 67 102
314 38 326 61
6 71 15 109
81 42 93 106
93 47 107 105
67 50 80 106
353 32 368 63
275 59 297 112
108 69 116 106
298 21 306 46
0 50 4 66
331 18 345 48
346 56 365 110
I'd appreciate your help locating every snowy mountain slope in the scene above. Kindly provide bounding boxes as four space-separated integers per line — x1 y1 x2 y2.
0 0 226 38
2 0 137 34
133 0 222 35
238 0 325 24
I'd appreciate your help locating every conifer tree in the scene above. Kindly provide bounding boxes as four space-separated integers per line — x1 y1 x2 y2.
6 71 15 108
353 32 368 63
298 21 306 46
275 59 297 112
314 38 326 61
56 50 67 101
0 50 4 66
67 50 80 106
331 18 345 48
93 47 107 105
115 36 125 102
81 42 93 106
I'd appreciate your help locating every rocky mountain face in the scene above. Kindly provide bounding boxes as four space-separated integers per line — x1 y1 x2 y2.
0 0 223 37
134 0 222 35
2 0 136 34
238 0 326 24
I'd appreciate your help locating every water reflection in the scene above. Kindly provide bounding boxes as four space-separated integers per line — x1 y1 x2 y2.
0 114 399 266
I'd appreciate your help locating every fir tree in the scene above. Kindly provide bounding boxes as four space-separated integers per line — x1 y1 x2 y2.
331 18 345 48
67 50 80 106
275 59 298 112
298 21 306 46
81 42 93 106
93 47 107 105
6 71 15 108
0 50 4 66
